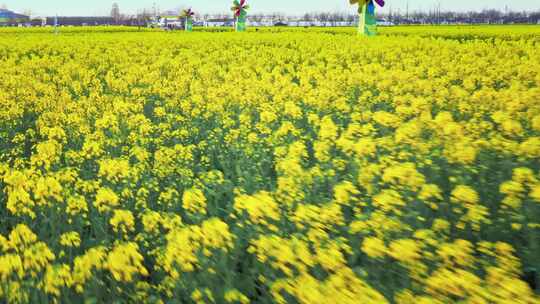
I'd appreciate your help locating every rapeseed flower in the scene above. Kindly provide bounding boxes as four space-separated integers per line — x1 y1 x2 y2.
59 232 81 248
94 187 120 212
361 237 386 258
107 242 148 282
110 209 135 234
182 188 207 216
0 26 538 303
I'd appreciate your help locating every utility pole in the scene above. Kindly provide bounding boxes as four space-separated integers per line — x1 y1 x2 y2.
437 3 439 25
436 2 441 25
406 1 409 21
435 4 438 24
439 2 442 25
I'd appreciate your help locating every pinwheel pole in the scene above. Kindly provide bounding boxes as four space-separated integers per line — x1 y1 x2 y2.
232 0 249 32
235 15 246 32
182 9 194 32
185 17 193 32
54 14 59 35
351 0 385 36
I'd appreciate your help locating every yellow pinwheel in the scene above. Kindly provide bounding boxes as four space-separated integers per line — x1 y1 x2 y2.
349 0 368 13
350 0 385 36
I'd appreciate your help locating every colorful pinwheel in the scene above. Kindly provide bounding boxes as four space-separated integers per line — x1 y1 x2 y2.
231 0 249 18
231 0 249 31
349 0 385 13
349 0 385 36
181 8 195 32
181 8 195 19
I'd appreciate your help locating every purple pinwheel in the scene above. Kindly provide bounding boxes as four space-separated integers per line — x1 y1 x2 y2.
350 0 386 36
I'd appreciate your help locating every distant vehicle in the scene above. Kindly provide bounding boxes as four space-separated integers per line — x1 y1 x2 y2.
377 19 395 26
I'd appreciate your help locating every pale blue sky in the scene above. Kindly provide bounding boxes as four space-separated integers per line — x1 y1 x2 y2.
2 0 539 17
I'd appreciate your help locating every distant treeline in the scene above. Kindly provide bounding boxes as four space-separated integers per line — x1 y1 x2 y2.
4 8 540 27
108 8 540 26
246 9 540 25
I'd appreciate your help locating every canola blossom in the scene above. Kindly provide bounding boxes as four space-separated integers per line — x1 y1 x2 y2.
0 26 539 302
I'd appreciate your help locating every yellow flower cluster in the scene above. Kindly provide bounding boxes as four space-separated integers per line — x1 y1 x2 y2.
0 25 539 302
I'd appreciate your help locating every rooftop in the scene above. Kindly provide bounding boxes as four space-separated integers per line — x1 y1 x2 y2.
0 8 29 19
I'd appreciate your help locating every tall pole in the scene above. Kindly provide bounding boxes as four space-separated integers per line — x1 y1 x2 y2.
406 1 409 21
54 14 58 34
434 3 437 24
435 4 439 25
435 4 438 25
437 1 441 25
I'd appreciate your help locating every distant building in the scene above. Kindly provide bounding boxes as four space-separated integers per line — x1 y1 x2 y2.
277 20 356 27
0 8 30 25
249 20 274 27
45 16 115 26
205 19 234 27
377 19 395 26
156 16 184 30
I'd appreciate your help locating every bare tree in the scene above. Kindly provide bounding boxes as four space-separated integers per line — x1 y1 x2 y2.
251 13 264 23
483 9 502 24
135 8 153 29
531 11 540 23
111 3 121 24
317 12 332 24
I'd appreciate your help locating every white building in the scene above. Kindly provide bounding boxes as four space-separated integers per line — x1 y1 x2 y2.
377 20 395 26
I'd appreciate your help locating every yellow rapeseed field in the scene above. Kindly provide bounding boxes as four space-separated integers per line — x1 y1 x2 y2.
0 26 539 303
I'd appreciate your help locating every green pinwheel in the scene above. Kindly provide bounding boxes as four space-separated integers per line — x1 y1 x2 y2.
231 0 249 32
181 8 195 32
350 0 385 36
